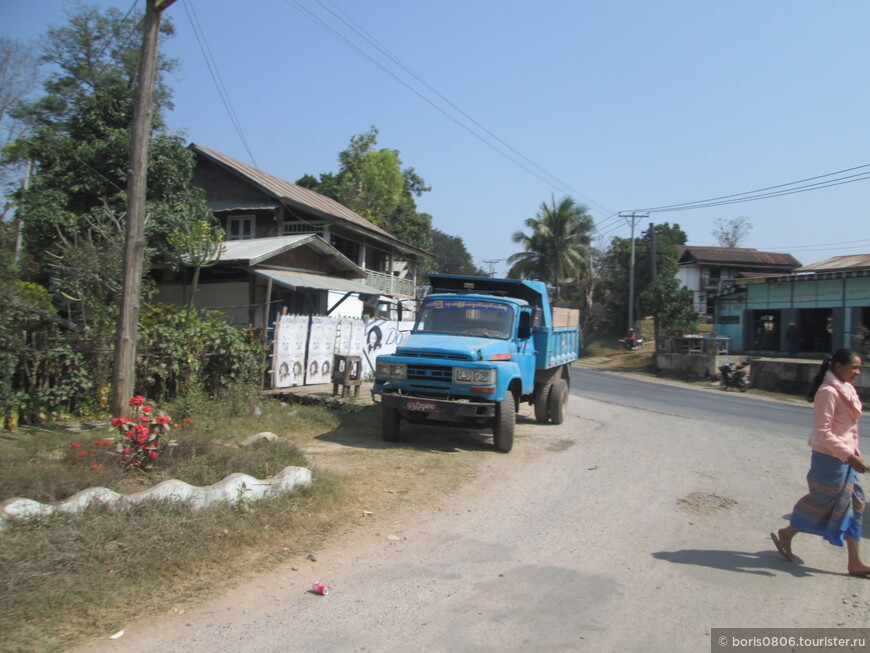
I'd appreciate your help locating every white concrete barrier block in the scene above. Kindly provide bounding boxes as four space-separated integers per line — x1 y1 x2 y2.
0 466 312 531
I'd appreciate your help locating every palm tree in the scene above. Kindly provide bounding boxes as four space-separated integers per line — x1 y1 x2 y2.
507 196 594 299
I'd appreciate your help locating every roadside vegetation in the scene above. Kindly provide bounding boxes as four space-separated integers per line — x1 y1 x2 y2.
0 394 480 653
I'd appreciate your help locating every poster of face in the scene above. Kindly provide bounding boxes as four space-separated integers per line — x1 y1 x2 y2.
273 315 309 388
361 319 414 377
306 316 337 385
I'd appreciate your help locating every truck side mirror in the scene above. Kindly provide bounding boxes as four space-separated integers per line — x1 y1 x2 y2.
518 312 532 340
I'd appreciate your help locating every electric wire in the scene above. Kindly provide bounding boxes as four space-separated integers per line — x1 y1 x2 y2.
631 164 870 214
311 0 614 219
285 0 614 219
182 0 258 168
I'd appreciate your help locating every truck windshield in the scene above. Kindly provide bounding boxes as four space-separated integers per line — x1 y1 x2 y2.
414 299 514 339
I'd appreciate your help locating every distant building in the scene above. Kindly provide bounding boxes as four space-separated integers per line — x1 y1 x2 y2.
711 254 870 354
676 246 801 317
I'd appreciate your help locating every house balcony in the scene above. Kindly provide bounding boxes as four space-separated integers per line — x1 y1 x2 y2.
365 269 416 297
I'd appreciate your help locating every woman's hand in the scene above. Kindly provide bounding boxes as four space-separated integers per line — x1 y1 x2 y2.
847 454 868 473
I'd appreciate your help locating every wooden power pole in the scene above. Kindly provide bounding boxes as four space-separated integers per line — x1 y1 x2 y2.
111 0 177 416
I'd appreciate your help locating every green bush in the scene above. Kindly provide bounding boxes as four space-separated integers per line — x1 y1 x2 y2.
137 304 265 403
2 303 266 426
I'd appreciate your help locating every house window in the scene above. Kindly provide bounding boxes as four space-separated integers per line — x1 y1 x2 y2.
227 215 254 240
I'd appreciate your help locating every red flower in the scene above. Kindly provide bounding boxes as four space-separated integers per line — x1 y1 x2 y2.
129 395 145 407
93 440 102 447
90 464 101 470
122 447 131 453
111 417 128 427
70 442 81 448
139 415 151 423
142 405 153 414
148 451 158 459
155 415 171 425
78 451 87 457
102 440 112 446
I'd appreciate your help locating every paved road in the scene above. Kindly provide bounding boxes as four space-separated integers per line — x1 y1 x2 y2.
77 371 869 653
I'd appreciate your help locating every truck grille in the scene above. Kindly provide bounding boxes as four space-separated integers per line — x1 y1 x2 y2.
402 351 469 361
407 364 452 382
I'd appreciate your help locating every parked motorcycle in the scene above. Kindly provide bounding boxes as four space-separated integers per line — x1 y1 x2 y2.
618 335 644 351
719 361 750 392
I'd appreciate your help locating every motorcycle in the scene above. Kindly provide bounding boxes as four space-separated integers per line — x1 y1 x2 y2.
618 335 644 351
719 361 750 392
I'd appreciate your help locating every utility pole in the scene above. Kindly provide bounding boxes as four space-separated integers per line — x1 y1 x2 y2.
111 0 177 417
619 211 648 333
483 259 503 277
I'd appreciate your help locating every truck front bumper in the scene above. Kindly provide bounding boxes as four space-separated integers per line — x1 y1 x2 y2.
376 392 496 420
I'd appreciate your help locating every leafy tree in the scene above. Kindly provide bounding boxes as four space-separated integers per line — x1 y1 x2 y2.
599 222 695 340
712 216 752 247
507 196 594 299
4 4 201 287
431 228 485 276
296 126 433 252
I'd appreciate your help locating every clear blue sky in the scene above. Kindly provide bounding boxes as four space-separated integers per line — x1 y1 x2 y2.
4 1 870 275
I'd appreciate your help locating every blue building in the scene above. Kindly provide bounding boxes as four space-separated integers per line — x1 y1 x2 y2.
712 255 870 355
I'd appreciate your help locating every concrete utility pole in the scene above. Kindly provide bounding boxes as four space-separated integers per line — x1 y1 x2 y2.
619 211 649 332
111 0 177 417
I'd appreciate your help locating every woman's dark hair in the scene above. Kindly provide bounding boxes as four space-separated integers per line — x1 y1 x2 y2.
806 348 859 402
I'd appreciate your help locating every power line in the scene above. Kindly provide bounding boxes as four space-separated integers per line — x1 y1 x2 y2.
182 0 258 168
631 164 870 214
285 0 613 218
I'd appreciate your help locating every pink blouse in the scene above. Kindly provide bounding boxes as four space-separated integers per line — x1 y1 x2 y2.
808 371 862 462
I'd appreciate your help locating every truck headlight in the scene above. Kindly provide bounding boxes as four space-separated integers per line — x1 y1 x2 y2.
453 367 496 384
376 361 406 380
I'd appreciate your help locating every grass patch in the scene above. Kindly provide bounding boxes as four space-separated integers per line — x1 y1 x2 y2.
0 396 479 653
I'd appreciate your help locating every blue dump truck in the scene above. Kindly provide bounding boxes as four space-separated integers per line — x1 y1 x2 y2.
372 273 581 452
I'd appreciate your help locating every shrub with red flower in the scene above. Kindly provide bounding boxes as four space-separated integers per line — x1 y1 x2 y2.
109 397 174 469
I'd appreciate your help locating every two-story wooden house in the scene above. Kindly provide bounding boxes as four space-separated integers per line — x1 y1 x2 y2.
676 246 801 318
153 144 433 328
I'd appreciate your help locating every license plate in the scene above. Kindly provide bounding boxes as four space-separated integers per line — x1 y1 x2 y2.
405 399 437 413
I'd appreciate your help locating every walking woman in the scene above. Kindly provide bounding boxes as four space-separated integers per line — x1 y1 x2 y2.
770 349 869 576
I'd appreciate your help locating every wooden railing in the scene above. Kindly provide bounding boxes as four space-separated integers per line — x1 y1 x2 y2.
365 270 416 297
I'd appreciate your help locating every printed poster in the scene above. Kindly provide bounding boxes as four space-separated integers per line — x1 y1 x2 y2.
273 315 309 388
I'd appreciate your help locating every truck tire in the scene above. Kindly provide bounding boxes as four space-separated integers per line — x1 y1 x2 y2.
548 378 568 425
382 404 400 442
533 380 553 423
492 392 515 453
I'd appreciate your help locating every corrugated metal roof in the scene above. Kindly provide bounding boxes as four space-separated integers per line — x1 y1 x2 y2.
678 246 801 267
794 254 870 272
219 235 366 276
190 143 417 249
254 269 373 295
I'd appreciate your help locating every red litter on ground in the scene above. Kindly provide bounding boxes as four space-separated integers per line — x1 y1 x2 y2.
311 582 329 595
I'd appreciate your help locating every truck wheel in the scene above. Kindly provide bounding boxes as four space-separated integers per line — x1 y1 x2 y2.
382 404 400 442
548 379 569 425
493 392 515 453
533 381 553 423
